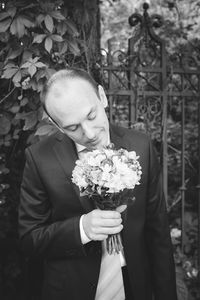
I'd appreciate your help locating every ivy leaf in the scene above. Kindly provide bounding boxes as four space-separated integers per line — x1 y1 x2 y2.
13 128 20 140
44 15 54 33
0 18 12 33
13 70 22 83
0 12 9 21
21 50 32 63
33 34 46 44
9 105 20 114
20 97 28 107
35 68 47 80
45 37 53 53
22 111 38 130
57 22 68 36
6 48 22 61
2 66 18 79
0 115 11 135
49 11 65 21
67 40 80 56
65 19 79 37
7 7 17 18
3 62 16 69
51 34 63 42
21 61 31 69
35 62 46 68
22 17 34 29
10 17 25 38
34 79 44 92
60 41 68 55
21 57 44 77
35 124 57 136
45 68 56 79
10 15 33 38
28 65 37 77
36 14 45 25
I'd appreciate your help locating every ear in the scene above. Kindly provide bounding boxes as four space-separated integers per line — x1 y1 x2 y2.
98 85 108 108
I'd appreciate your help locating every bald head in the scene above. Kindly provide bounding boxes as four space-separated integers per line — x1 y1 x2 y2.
42 68 99 112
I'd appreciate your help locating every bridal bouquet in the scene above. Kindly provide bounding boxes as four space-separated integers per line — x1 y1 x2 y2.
72 144 142 254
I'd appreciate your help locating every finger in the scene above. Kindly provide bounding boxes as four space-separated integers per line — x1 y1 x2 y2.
99 210 121 219
116 204 127 213
99 218 122 227
93 234 108 241
95 224 123 235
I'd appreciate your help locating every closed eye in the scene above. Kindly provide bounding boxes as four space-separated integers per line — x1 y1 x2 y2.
65 124 79 132
88 110 96 120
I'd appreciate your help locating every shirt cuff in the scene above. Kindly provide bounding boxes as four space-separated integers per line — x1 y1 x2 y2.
79 215 91 244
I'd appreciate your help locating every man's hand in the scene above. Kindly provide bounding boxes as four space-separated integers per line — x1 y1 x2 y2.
82 205 127 241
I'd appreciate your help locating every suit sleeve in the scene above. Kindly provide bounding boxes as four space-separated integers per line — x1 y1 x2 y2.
18 148 86 260
145 139 177 300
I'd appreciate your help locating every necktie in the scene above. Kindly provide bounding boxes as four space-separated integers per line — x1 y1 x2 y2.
95 240 125 300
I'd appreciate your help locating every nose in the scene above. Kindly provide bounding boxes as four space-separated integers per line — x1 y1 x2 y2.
82 122 96 140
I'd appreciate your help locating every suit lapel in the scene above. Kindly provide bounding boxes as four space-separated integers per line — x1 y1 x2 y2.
110 124 129 150
53 132 94 212
109 124 130 224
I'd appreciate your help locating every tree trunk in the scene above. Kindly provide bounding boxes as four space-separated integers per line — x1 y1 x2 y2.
64 0 101 75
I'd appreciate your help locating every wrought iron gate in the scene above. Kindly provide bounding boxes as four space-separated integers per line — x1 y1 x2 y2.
99 2 200 284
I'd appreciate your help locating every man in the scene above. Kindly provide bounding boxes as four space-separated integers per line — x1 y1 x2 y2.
18 68 177 300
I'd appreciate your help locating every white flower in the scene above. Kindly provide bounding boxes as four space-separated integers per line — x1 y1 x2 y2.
170 228 181 238
191 268 198 278
71 146 142 196
127 151 137 160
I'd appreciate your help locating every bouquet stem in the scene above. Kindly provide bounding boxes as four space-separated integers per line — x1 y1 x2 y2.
106 233 123 255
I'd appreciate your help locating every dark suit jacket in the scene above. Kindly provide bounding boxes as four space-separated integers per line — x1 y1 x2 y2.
18 124 177 300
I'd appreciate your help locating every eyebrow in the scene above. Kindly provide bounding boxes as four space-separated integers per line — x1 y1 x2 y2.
62 105 97 130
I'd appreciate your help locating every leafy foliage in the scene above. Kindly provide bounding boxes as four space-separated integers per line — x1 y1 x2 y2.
171 225 199 300
0 0 99 298
101 0 200 53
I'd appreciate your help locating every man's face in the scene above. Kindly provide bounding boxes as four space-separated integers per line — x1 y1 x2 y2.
46 78 110 150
